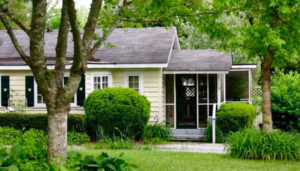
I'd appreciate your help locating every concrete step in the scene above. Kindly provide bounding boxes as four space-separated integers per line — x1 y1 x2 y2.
171 129 207 141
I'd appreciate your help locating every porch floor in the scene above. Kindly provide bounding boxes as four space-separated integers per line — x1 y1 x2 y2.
171 129 206 141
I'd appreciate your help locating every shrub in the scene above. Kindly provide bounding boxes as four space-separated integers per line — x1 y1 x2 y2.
0 127 22 145
226 129 300 160
68 132 90 145
0 133 135 170
67 151 137 170
271 71 300 132
142 124 171 144
205 124 225 143
217 103 256 135
0 129 48 170
0 113 86 133
84 88 151 140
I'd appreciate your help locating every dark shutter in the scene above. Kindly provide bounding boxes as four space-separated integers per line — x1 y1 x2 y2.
1 76 10 107
77 75 85 106
25 76 34 107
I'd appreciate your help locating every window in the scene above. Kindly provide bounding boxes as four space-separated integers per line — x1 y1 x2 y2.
125 72 143 94
93 76 109 90
128 76 139 92
92 72 112 91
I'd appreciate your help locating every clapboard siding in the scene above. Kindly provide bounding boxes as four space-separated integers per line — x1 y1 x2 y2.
1 68 166 123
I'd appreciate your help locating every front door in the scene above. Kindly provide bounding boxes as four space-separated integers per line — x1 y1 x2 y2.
176 75 197 128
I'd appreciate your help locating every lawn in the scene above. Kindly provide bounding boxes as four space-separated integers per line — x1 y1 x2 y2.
75 149 300 171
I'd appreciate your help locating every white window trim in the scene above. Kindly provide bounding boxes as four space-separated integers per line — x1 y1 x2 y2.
91 71 112 91
34 73 77 107
124 72 143 94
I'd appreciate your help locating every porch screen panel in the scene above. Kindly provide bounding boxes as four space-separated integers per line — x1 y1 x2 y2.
165 75 174 128
209 74 217 103
198 75 207 103
226 71 249 102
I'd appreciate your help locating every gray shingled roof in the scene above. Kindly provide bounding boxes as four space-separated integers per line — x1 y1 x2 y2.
165 50 232 71
0 27 176 65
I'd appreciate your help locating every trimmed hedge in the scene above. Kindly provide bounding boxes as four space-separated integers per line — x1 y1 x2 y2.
84 87 151 140
217 103 256 135
0 126 90 145
0 113 86 133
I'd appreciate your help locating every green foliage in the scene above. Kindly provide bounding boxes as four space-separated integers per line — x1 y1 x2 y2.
215 0 300 67
142 124 171 144
95 138 134 150
0 131 134 170
67 151 137 171
0 127 90 145
226 129 300 160
0 129 48 170
67 132 90 145
0 127 22 145
205 124 225 143
0 113 86 133
271 70 300 132
84 88 150 140
217 103 256 135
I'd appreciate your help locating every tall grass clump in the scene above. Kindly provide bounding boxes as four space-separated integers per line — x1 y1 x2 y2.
226 129 300 160
142 124 171 144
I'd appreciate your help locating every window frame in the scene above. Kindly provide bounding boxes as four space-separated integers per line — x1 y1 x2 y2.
91 71 112 91
124 72 143 94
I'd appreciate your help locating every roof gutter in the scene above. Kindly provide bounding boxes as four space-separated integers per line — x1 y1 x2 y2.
0 63 168 70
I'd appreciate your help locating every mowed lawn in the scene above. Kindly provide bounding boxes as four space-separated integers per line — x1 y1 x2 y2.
75 149 300 171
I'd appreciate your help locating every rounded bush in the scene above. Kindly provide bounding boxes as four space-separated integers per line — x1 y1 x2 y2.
84 88 151 140
217 102 256 135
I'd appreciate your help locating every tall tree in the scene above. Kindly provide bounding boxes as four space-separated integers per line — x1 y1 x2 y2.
0 0 201 164
215 0 300 132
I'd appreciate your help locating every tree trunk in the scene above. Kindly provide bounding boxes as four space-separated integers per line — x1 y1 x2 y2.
47 105 69 164
261 50 273 132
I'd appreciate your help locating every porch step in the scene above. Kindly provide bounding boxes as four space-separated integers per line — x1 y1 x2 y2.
171 129 206 141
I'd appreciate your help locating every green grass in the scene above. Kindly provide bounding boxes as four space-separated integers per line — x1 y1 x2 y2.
75 149 300 171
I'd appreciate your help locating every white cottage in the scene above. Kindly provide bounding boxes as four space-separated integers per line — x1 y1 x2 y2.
0 27 256 139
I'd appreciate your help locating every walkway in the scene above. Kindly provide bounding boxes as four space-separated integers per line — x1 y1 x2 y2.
154 142 226 154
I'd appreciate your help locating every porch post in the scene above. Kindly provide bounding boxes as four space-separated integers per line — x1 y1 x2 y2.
248 69 252 104
174 74 177 129
212 104 217 143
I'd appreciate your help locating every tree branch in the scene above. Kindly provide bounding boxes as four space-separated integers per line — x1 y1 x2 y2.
81 0 102 61
0 11 30 64
0 4 30 35
66 0 83 75
88 0 128 58
54 0 69 88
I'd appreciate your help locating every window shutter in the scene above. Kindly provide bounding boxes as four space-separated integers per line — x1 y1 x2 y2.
77 75 85 106
1 76 10 107
25 76 34 107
